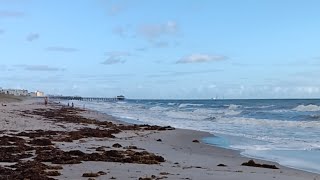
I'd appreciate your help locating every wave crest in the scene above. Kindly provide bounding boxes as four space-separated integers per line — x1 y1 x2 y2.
293 104 320 112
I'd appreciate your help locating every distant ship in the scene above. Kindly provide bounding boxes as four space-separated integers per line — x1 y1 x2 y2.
212 95 218 100
211 95 224 100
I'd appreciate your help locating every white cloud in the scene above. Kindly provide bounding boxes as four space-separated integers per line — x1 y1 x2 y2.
138 21 178 40
108 4 123 16
177 54 228 64
113 26 127 37
26 33 39 42
102 51 132 65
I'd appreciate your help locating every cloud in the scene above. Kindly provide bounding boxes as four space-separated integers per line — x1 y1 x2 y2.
138 21 178 40
102 51 132 65
177 54 228 64
107 4 123 16
0 64 7 71
26 33 39 42
152 41 169 48
14 64 64 72
113 25 131 37
135 47 147 52
0 10 24 18
46 46 78 52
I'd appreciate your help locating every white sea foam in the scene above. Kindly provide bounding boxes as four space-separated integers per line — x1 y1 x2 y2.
167 102 176 106
149 106 169 111
178 103 203 108
293 104 320 112
227 104 241 110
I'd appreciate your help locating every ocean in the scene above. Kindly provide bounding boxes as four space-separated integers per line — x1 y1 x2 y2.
69 99 320 174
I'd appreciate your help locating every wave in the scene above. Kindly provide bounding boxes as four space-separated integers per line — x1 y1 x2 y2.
149 106 169 111
178 103 204 108
167 103 176 106
227 104 241 110
309 114 320 120
293 104 320 112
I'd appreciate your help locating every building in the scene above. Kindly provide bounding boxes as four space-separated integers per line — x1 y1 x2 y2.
28 92 37 97
28 91 45 97
0 89 29 96
35 91 45 97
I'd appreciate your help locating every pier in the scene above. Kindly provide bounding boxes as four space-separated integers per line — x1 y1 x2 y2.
48 95 125 102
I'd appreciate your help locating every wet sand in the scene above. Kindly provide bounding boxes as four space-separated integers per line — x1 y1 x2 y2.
0 99 319 180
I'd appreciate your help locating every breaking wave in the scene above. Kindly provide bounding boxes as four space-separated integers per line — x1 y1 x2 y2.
293 104 320 112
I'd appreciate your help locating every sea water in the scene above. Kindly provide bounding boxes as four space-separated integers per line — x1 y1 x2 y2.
68 99 320 174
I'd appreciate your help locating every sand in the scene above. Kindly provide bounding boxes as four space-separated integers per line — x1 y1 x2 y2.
0 94 25 103
0 98 319 180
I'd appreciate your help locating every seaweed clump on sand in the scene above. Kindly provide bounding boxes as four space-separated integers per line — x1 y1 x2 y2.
241 160 279 169
0 106 174 179
22 107 175 132
35 148 165 165
0 161 62 180
0 136 34 162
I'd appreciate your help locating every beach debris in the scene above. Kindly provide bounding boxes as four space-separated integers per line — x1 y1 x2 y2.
156 139 162 142
241 160 279 169
0 147 33 162
192 139 200 143
159 172 170 175
30 138 53 146
22 107 175 134
0 160 62 179
112 143 122 148
139 176 153 180
217 163 227 167
35 146 165 165
0 106 174 179
96 146 105 151
82 172 100 177
98 171 107 175
123 145 139 150
45 170 61 176
158 126 175 131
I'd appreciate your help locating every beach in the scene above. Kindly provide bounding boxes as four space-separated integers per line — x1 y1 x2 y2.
0 98 319 180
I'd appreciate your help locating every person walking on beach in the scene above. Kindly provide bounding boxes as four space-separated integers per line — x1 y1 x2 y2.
44 97 48 106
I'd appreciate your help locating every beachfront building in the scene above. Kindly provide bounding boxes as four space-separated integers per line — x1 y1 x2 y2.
0 89 29 96
28 90 45 97
35 91 45 97
28 92 37 97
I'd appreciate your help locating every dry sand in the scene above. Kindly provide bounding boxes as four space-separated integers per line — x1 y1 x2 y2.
0 94 25 103
0 99 319 180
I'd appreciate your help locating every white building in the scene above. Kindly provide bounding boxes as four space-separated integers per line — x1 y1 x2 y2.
35 91 45 97
1 89 29 96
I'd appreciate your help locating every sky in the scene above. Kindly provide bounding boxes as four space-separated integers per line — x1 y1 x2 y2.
0 0 320 99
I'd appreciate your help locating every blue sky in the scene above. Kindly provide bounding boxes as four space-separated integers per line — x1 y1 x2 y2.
0 0 320 99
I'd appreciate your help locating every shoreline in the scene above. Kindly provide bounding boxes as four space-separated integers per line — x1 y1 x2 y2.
73 101 320 177
0 99 318 179
82 103 320 176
